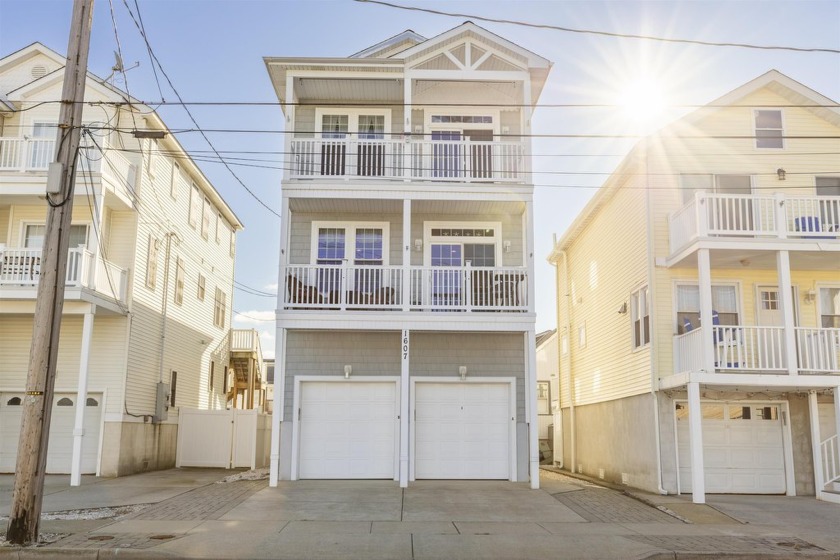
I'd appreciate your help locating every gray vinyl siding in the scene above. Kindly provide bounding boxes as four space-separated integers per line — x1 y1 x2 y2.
288 213 404 265
283 331 401 421
409 332 525 420
295 106 315 137
500 111 521 137
411 213 523 267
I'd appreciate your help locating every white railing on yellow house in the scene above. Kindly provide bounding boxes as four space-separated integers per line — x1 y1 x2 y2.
672 325 839 375
821 434 840 490
0 245 127 303
669 193 840 253
0 137 103 173
282 263 528 313
289 138 526 183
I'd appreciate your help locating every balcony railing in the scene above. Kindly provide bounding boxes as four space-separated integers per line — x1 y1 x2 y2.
283 264 528 312
231 328 263 353
0 245 127 303
669 193 840 252
673 325 839 375
0 137 103 173
289 138 526 183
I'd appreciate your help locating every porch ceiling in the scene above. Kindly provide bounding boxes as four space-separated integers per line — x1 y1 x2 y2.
288 198 524 215
296 78 403 103
670 247 840 272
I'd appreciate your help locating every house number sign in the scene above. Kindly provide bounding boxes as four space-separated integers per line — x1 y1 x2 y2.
402 330 409 362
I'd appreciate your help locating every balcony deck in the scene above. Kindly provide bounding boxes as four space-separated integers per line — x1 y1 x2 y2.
289 138 526 183
0 245 128 305
670 193 840 254
0 137 101 173
673 325 840 376
283 264 528 313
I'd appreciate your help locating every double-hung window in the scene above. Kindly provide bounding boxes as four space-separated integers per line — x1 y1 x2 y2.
816 177 840 232
631 286 650 349
819 287 840 328
174 257 185 305
316 109 391 177
754 109 783 149
312 222 388 298
677 284 739 333
214 288 227 328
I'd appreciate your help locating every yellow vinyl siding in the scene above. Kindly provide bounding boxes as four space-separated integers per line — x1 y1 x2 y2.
559 175 651 407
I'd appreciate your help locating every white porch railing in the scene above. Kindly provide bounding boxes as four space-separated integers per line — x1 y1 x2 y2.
672 325 840 375
0 245 127 303
797 327 840 373
669 193 840 252
0 137 102 173
283 264 528 312
290 138 525 183
821 434 840 490
231 328 262 353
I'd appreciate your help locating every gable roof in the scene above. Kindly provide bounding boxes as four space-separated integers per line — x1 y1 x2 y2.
350 29 427 58
548 69 840 262
536 329 557 349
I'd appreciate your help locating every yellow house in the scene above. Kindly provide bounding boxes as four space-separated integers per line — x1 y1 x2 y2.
549 70 840 504
0 43 243 480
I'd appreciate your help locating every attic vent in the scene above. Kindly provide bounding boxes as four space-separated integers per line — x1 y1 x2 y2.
31 65 48 79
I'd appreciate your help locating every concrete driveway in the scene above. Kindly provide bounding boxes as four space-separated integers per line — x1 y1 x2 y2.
1 468 838 559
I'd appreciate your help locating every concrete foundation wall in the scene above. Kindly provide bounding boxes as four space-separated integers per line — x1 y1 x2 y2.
99 421 178 477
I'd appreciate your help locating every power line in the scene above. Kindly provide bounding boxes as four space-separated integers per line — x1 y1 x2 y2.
355 0 840 54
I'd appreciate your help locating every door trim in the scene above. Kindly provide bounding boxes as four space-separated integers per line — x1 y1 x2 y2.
410 377 517 482
291 376 400 481
754 285 800 327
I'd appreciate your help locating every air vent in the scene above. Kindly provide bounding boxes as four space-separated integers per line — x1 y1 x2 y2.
31 65 47 79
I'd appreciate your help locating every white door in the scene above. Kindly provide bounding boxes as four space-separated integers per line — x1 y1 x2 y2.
0 392 102 474
298 381 397 479
677 402 786 494
756 286 798 369
414 382 511 479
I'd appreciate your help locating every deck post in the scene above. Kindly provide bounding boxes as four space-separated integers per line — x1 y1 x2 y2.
697 249 715 373
687 381 705 503
777 250 798 375
808 390 824 496
399 329 410 487
70 310 95 486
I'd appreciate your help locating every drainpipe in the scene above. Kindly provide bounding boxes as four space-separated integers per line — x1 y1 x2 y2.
157 232 179 385
556 248 576 474
643 141 668 495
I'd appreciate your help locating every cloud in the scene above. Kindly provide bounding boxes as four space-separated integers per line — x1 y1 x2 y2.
264 283 278 292
258 329 275 359
233 309 275 325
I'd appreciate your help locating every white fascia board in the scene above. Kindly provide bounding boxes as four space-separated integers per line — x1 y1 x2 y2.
276 312 536 332
280 184 533 201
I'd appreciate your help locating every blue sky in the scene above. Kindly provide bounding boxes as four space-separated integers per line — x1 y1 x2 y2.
2 0 839 357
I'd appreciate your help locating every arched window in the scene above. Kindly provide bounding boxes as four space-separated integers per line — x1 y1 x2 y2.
6 397 21 406
86 398 99 407
56 397 74 406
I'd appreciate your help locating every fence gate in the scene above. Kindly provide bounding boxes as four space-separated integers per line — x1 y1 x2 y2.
176 408 270 469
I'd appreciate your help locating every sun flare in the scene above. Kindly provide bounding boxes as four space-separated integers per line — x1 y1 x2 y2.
620 78 668 125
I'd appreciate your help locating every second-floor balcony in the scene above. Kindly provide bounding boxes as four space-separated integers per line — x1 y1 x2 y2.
283 264 529 313
674 325 839 376
0 137 102 173
289 138 526 183
670 192 840 254
0 245 128 304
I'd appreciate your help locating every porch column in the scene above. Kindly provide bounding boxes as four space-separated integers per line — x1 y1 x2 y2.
526 329 539 489
403 74 412 180
284 75 296 181
269 327 286 487
521 76 533 180
402 199 411 312
400 329 410 487
70 310 95 486
808 390 825 495
687 381 705 503
776 250 798 376
524 200 535 314
697 249 715 373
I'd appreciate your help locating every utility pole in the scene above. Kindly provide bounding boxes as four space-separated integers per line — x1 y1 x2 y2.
6 0 94 545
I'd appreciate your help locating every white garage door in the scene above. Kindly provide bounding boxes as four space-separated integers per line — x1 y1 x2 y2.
414 382 511 479
677 402 786 494
0 392 102 474
298 381 397 479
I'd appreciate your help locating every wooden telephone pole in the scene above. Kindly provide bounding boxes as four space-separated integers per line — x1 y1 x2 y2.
5 0 94 545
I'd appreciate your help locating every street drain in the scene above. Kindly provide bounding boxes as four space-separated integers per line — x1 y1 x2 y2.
88 535 114 541
149 534 175 540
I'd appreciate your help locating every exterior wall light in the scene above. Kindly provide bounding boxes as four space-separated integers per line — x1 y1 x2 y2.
414 239 423 252
344 365 352 379
777 168 786 180
458 365 467 381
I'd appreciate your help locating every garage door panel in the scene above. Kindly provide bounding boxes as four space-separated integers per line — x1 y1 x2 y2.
414 383 511 480
298 382 396 479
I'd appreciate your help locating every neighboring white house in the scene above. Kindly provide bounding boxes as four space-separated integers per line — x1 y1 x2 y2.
265 23 552 486
549 70 840 504
536 328 558 462
0 43 243 480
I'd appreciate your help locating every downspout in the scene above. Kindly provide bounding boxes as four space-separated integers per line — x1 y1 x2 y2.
557 247 576 474
157 232 178 384
643 141 668 495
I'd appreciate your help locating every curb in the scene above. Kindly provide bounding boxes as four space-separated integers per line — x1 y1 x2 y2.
1 548 181 559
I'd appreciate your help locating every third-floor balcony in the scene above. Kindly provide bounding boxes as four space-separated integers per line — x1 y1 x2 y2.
670 192 840 254
289 137 526 183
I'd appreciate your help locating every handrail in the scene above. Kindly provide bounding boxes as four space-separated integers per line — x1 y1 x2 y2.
821 434 840 488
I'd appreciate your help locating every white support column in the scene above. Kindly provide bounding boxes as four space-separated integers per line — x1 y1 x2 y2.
687 381 705 503
403 74 412 180
526 329 539 489
524 200 535 314
808 390 824 495
400 329 410 487
270 327 286 487
521 77 533 181
776 250 798 376
402 199 411 312
697 249 715 373
70 311 94 486
284 75 296 181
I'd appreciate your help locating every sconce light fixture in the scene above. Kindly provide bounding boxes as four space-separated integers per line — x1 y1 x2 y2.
458 365 467 381
617 302 627 314
503 240 511 253
804 289 816 304
777 168 786 181
414 239 423 252
344 364 352 379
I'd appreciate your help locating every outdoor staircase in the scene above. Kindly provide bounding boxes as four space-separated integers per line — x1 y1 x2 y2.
819 434 840 504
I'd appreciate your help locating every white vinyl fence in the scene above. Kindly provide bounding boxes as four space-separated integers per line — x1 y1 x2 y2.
176 408 271 469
